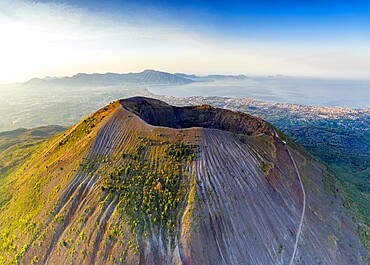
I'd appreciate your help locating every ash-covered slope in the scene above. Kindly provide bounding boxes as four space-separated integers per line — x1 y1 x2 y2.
0 97 366 264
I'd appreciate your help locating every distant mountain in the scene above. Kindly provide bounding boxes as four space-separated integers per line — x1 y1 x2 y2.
23 70 195 87
174 73 202 80
206 74 249 81
175 73 249 81
0 97 366 264
267 74 289 78
23 77 45 86
23 70 251 88
134 69 193 85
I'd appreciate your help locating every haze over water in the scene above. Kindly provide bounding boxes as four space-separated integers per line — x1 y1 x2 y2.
149 77 370 109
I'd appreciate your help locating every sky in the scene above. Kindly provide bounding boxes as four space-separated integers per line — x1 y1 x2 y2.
0 0 370 83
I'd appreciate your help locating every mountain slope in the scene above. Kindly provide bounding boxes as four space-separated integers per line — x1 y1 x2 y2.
0 126 65 211
0 97 367 264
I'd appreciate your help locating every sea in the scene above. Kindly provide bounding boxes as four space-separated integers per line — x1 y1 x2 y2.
148 77 370 109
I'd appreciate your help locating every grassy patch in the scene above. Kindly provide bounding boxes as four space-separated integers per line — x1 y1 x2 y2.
101 137 198 247
260 161 273 175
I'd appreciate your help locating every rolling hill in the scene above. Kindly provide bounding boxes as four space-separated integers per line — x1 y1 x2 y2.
0 97 367 264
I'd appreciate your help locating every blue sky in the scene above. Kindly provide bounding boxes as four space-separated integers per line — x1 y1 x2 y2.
0 0 369 82
39 1 370 32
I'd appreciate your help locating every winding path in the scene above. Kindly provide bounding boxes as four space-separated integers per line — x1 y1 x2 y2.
285 144 306 265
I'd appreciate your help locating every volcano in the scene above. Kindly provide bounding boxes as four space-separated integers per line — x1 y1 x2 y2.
0 97 366 264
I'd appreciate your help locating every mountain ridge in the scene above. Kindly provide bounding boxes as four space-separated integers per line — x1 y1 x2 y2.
23 70 195 87
22 70 251 87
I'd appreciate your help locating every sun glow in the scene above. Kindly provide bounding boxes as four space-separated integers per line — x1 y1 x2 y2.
0 0 369 83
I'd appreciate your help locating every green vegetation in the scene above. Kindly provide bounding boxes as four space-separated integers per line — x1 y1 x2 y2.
0 126 65 210
260 161 273 175
278 244 283 254
0 105 113 263
58 116 98 147
0 127 66 263
101 137 198 247
323 172 336 195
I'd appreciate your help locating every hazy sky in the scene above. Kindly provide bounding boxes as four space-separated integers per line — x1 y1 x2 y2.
0 0 370 83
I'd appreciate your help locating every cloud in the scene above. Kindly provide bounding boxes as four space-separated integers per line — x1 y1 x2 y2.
0 0 208 82
0 0 369 83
